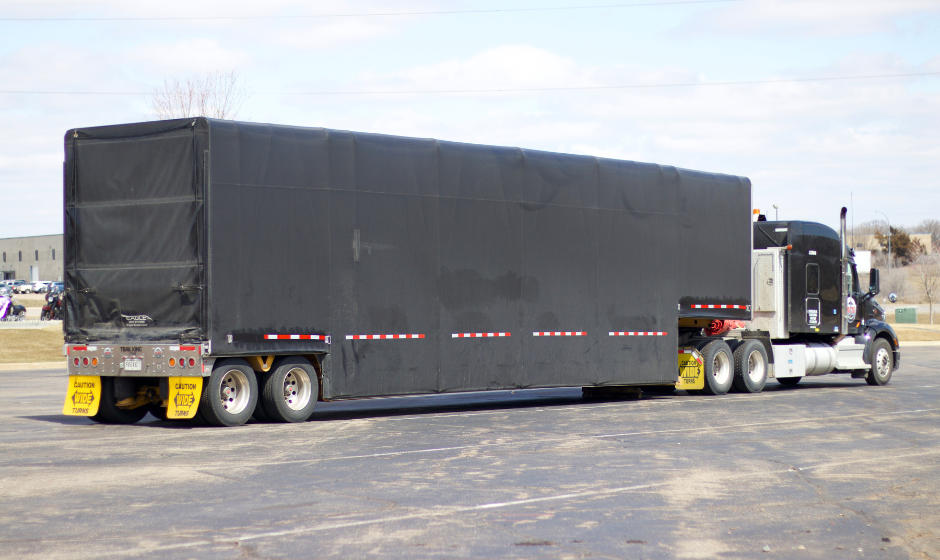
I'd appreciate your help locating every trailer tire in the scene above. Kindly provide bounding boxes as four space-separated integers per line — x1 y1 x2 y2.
260 357 318 423
90 377 149 425
251 371 274 422
732 339 767 393
199 359 258 427
698 340 734 395
777 377 801 386
866 338 893 386
148 403 169 421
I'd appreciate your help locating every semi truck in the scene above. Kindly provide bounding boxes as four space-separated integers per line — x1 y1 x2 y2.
61 118 899 426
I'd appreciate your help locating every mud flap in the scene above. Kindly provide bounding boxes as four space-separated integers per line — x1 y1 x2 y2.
63 376 101 416
678 348 705 391
167 377 203 419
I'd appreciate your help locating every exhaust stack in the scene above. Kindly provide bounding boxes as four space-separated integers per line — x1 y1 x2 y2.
840 207 848 336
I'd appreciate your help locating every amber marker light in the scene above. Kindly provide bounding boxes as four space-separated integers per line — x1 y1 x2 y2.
169 358 176 367
91 358 99 367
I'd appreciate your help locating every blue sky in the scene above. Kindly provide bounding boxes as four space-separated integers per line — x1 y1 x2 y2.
1 0 938 238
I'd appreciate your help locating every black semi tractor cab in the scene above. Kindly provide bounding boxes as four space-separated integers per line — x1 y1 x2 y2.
60 119 899 426
744 210 898 385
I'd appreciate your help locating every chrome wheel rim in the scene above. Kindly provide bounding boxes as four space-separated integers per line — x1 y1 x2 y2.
875 347 891 378
282 367 313 411
218 369 250 415
713 351 732 385
747 350 765 383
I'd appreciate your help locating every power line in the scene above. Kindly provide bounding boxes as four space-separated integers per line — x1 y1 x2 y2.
0 0 743 22
1 71 937 97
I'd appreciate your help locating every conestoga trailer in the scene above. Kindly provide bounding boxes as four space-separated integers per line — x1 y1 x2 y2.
61 118 897 426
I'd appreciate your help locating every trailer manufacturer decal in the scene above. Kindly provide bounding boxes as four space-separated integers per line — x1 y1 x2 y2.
452 333 511 338
346 334 425 340
121 314 154 327
533 332 586 336
609 332 667 336
691 304 749 310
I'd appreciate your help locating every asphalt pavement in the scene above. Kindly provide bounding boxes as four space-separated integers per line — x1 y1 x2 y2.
1 347 938 559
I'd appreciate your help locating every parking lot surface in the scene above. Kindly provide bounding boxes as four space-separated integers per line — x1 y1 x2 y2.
1 347 939 559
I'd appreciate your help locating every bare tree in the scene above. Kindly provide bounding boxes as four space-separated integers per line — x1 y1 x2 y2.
910 252 940 324
149 70 250 120
913 218 940 252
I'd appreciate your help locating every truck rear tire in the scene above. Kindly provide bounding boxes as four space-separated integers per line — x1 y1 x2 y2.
866 338 893 386
260 357 318 423
698 340 734 395
90 377 149 425
732 339 767 393
199 359 258 427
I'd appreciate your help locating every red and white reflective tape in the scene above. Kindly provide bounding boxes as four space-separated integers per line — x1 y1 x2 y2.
609 331 667 336
691 304 749 310
346 334 425 340
679 348 704 364
265 334 331 344
452 332 511 338
533 332 585 337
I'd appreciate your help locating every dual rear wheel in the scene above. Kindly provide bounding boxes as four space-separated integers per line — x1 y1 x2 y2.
201 357 319 426
692 338 767 396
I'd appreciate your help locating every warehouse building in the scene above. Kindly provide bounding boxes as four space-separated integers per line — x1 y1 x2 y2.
0 234 64 282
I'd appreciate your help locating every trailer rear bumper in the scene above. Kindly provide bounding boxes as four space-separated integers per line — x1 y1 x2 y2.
65 343 211 377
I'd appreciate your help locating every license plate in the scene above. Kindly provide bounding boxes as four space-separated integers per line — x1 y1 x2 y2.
125 358 143 371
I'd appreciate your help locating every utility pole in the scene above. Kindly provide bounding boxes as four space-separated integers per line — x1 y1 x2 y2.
876 211 891 273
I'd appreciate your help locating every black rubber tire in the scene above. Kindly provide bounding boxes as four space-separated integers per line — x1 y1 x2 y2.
148 403 169 421
251 371 274 422
90 377 149 425
777 376 801 386
866 338 893 386
698 340 734 395
199 359 258 427
260 357 318 423
732 339 768 393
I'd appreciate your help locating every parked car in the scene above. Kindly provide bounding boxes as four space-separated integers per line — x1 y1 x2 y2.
32 281 52 293
48 281 64 294
7 280 31 294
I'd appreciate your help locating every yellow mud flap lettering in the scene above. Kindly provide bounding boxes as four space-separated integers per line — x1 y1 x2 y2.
677 348 705 391
168 377 203 419
64 376 101 416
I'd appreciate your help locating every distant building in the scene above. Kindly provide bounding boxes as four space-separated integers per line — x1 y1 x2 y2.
847 233 933 255
0 234 63 282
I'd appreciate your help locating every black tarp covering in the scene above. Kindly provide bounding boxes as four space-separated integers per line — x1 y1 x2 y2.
65 118 751 398
64 119 206 342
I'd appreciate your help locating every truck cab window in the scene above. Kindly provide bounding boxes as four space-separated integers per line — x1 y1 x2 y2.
806 263 819 295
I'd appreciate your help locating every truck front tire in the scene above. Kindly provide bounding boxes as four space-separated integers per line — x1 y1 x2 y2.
260 357 318 423
732 339 768 393
866 338 893 386
698 340 734 395
200 359 258 427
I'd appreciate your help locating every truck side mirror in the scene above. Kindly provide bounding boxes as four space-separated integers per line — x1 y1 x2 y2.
868 268 880 296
